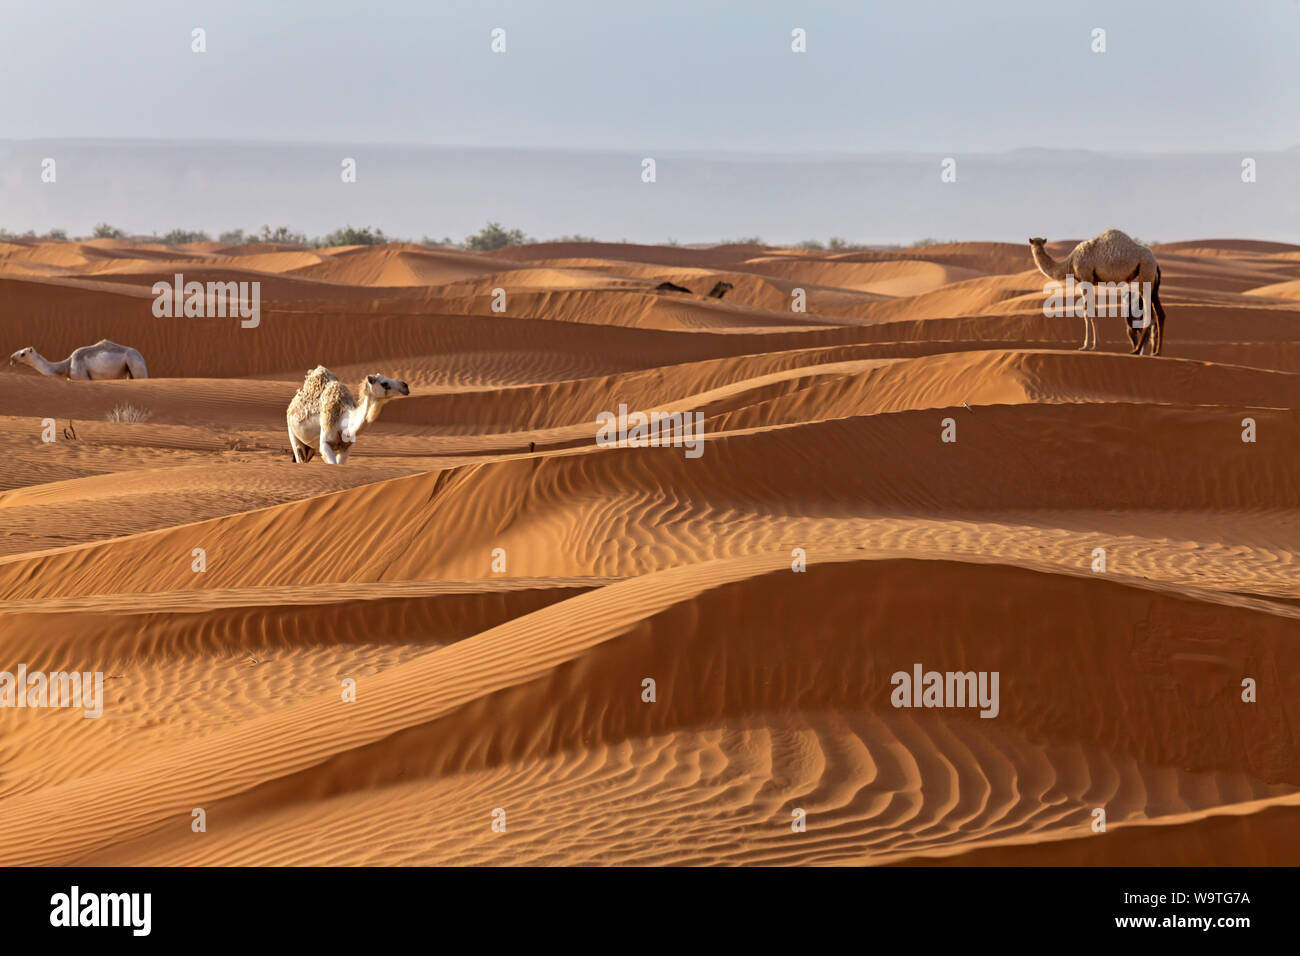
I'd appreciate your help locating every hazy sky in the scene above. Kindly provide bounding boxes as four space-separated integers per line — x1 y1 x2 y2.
2 0 1298 154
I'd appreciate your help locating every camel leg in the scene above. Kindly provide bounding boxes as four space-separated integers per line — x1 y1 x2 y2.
319 439 338 465
1151 271 1166 356
1120 266 1143 354
288 424 304 462
1130 288 1151 354
1126 292 1144 354
1078 269 1098 350
127 354 149 379
1080 315 1097 351
335 444 352 465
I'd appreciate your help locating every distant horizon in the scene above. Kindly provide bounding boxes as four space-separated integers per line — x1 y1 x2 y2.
7 137 1300 159
6 229 1298 253
3 138 1298 244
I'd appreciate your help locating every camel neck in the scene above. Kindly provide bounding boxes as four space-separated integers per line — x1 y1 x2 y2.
349 392 377 431
32 352 71 377
1031 245 1070 281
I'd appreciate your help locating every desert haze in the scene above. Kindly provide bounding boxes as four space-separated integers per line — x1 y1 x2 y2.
0 234 1298 865
3 141 1298 245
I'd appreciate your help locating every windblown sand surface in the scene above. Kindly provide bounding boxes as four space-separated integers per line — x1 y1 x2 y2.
1 237 1297 865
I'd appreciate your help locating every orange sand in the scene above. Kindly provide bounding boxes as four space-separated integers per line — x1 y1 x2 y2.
0 237 1297 865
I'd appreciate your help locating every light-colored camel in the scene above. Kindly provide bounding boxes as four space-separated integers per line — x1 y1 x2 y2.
9 340 149 379
1028 230 1165 355
286 365 409 464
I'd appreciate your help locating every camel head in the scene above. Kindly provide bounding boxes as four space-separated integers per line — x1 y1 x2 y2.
9 347 34 367
1028 237 1047 248
363 373 410 402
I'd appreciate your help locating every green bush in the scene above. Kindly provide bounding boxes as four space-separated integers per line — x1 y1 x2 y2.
254 225 309 245
320 225 388 247
159 229 212 245
465 222 529 252
218 225 309 246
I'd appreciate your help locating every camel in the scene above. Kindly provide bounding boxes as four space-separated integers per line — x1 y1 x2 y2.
9 340 149 379
654 280 734 299
1028 230 1165 355
286 365 408 464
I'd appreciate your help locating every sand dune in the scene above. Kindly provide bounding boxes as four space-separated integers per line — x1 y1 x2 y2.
1 237 1297 865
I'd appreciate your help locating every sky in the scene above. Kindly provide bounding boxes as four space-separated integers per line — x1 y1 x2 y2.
2 0 1298 154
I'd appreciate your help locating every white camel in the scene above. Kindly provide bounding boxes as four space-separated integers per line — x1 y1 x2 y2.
286 365 409 464
9 340 149 379
1028 230 1166 355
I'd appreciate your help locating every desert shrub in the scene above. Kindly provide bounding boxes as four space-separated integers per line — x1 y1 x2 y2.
259 225 309 245
218 225 308 246
464 222 529 252
105 404 152 423
320 225 388 246
159 229 212 245
93 223 126 239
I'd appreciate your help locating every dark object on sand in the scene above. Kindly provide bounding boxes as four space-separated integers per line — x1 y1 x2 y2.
707 281 734 299
655 281 692 293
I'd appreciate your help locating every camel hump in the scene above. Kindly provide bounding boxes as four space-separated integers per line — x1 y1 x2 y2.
1099 228 1138 244
288 365 341 420
319 379 355 431
90 339 133 352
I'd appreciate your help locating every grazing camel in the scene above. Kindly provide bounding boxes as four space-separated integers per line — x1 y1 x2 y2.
1028 230 1165 355
286 365 408 465
9 340 149 379
707 281 734 299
